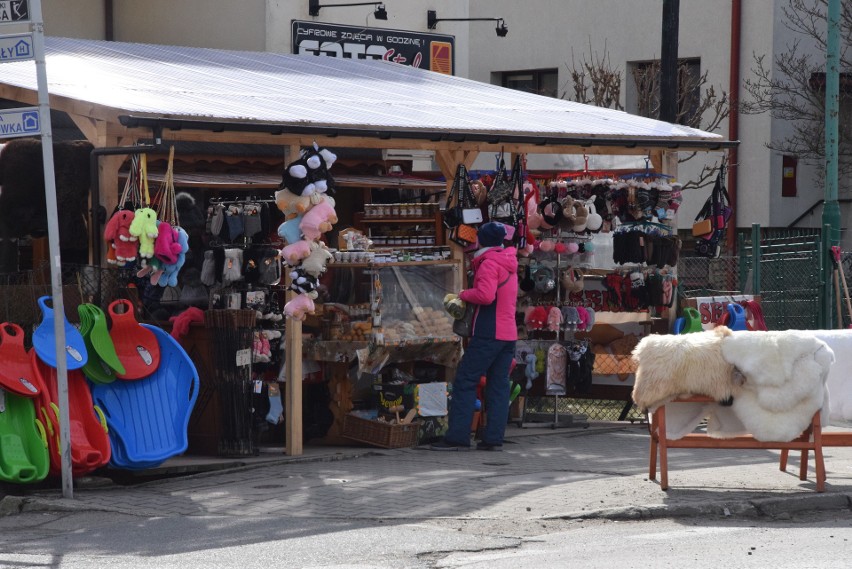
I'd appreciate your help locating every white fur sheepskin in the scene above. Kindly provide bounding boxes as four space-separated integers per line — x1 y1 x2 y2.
806 330 852 425
721 330 834 442
631 326 736 411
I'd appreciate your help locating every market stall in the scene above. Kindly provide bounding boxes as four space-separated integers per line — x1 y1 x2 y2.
0 37 734 459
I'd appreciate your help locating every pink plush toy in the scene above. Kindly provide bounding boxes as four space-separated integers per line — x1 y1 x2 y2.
547 306 563 332
280 239 314 266
284 293 316 321
300 241 334 278
129 207 159 259
299 196 338 240
154 222 182 265
104 210 138 263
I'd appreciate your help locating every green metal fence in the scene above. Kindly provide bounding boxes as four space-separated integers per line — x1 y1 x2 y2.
678 227 824 331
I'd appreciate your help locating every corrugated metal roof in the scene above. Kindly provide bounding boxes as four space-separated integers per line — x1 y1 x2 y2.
0 37 724 143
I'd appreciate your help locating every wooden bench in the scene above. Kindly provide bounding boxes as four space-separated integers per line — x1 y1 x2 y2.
648 396 825 492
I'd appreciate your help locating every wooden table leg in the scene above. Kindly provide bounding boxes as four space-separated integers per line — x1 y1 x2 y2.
779 449 789 472
658 406 669 490
813 412 825 492
648 416 658 481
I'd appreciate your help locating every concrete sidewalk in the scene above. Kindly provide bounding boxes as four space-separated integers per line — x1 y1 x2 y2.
4 422 852 521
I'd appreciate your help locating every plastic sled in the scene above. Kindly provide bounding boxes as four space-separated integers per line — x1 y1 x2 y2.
91 325 198 467
726 303 748 331
30 353 111 477
107 299 160 380
680 307 704 334
78 304 124 383
108 434 166 471
0 390 49 484
32 296 88 371
0 323 41 397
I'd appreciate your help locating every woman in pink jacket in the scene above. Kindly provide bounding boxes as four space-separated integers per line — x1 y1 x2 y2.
432 222 518 451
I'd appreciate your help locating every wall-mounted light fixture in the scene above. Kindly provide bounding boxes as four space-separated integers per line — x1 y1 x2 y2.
426 10 507 37
309 0 387 20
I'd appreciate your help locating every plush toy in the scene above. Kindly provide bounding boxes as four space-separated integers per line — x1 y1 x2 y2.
524 305 548 331
299 196 337 241
300 241 334 278
524 352 539 389
104 210 138 263
106 242 118 265
129 207 159 259
305 145 337 195
280 239 314 266
274 187 314 217
158 227 189 288
288 268 319 298
281 155 314 197
572 201 589 232
547 306 563 332
277 215 304 245
284 293 316 321
154 222 182 265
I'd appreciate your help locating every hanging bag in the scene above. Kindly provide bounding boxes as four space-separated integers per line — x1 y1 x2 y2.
446 164 482 247
489 155 523 240
693 165 732 258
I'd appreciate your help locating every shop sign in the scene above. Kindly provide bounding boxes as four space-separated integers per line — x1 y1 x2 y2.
691 295 754 330
0 0 29 23
0 32 33 62
0 106 40 139
291 20 455 75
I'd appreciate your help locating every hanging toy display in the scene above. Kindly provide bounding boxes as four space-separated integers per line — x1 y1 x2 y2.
279 145 339 322
103 154 145 266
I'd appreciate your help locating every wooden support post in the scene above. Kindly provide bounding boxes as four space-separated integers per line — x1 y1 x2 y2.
284 144 304 456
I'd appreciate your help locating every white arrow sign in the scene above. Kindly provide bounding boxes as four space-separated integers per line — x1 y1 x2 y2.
0 106 40 139
0 32 32 61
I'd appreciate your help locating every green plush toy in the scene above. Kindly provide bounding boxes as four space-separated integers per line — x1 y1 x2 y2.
129 207 159 259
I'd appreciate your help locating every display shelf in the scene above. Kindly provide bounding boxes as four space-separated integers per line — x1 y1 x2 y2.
326 259 459 269
357 217 437 224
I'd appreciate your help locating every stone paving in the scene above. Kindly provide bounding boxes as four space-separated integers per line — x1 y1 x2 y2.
16 423 852 521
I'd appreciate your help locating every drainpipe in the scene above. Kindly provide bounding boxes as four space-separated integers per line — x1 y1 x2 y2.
726 0 741 253
104 0 113 40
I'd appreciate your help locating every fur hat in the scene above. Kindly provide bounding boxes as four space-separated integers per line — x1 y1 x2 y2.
477 221 506 247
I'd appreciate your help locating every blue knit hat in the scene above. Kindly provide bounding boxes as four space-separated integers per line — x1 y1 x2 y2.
478 222 506 247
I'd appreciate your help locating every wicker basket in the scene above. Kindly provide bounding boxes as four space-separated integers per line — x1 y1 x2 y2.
342 414 420 449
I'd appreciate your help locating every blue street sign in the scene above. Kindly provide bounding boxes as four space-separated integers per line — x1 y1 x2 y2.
0 106 40 139
0 32 32 61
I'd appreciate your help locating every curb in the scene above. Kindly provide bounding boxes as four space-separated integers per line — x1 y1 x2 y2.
545 492 852 521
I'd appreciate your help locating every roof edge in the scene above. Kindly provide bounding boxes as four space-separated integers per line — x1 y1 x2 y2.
119 116 739 151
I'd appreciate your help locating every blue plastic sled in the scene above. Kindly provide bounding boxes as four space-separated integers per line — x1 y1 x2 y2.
91 325 199 468
33 296 88 371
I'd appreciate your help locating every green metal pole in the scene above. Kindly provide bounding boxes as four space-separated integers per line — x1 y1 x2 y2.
823 0 842 246
751 223 761 297
821 225 832 329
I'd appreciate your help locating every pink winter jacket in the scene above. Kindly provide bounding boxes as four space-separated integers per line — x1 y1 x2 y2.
459 246 518 341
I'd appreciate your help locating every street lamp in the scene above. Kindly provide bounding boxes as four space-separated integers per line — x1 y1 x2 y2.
426 10 507 37
308 0 388 20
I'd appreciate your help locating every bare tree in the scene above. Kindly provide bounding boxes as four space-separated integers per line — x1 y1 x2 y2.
565 41 729 190
742 0 852 186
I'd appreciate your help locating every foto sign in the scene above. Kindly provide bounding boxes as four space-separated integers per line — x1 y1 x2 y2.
0 32 32 62
0 106 40 139
0 0 29 23
292 20 455 75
